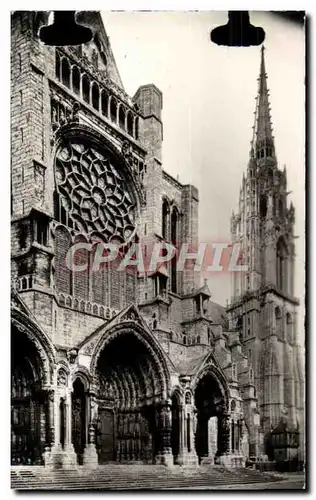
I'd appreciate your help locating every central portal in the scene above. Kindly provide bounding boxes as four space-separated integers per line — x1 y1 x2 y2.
94 328 170 464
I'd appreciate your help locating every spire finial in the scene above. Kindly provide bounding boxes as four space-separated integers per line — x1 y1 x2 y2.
250 46 276 164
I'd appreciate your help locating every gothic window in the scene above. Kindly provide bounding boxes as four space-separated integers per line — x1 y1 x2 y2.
34 216 48 247
91 82 100 111
119 105 126 130
61 57 70 88
260 195 267 218
134 117 139 140
162 199 169 240
82 74 90 104
110 98 117 123
72 66 80 95
275 306 282 337
54 141 136 244
230 400 236 412
101 90 108 116
278 198 284 218
197 335 200 344
127 112 133 136
276 238 287 293
183 335 187 345
55 51 61 80
171 207 179 293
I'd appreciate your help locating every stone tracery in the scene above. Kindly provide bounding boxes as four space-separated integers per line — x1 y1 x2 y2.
55 141 136 244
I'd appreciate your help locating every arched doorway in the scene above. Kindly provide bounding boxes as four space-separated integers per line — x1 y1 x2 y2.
72 378 87 465
11 325 46 465
91 327 171 465
194 370 229 464
171 393 180 463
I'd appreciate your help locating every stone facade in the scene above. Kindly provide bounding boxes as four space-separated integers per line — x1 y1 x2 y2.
11 12 303 469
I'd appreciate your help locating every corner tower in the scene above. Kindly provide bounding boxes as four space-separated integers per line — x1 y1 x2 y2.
228 47 304 461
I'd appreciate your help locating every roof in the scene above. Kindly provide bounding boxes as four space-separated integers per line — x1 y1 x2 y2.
209 301 228 329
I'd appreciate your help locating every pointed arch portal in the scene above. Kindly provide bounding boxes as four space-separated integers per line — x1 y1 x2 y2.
11 319 54 465
194 367 230 463
90 325 171 464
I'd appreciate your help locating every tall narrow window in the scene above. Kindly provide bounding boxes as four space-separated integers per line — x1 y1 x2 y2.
275 306 282 338
101 91 108 116
119 105 126 129
127 112 133 136
276 238 287 293
110 98 117 123
55 51 60 80
134 117 139 140
91 82 100 111
171 207 179 293
72 66 80 95
82 74 90 104
162 200 169 240
61 57 70 88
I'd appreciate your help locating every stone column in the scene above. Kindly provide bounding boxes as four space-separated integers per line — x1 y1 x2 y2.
83 393 99 469
177 404 184 465
48 390 55 446
155 403 173 466
217 413 231 467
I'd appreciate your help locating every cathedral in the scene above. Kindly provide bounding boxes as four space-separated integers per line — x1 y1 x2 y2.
11 11 304 469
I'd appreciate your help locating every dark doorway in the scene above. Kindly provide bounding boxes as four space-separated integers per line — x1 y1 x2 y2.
171 394 180 462
194 373 226 463
11 326 45 465
72 378 86 464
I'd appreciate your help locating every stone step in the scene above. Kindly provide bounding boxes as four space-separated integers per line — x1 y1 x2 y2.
11 466 284 490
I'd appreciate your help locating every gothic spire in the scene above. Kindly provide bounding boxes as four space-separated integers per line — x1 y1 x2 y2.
250 46 276 162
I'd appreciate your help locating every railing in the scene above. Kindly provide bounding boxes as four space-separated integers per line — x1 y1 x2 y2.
12 275 34 292
58 293 118 320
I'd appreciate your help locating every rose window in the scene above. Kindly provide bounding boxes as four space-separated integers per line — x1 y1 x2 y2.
55 141 136 243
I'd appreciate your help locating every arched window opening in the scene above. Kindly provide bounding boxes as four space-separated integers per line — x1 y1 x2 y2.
134 117 139 140
127 112 133 136
55 51 61 80
91 82 100 111
119 105 126 130
162 200 169 240
197 335 200 344
61 57 70 88
260 195 267 218
275 306 282 338
278 198 284 218
101 91 108 116
276 238 287 293
82 74 90 104
110 98 117 123
171 207 179 293
183 335 187 345
72 66 80 95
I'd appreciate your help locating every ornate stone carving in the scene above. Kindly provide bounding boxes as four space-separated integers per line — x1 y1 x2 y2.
55 141 136 244
57 368 67 387
67 348 78 364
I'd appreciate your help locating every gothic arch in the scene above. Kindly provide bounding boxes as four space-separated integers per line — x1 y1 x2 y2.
192 362 230 412
11 305 55 386
90 322 172 399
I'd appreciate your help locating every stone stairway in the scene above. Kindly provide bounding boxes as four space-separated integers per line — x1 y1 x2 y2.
11 464 285 490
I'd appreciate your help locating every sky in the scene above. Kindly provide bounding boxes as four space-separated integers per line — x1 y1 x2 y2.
101 11 305 335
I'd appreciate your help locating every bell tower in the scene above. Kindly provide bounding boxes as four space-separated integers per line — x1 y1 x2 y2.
228 47 304 461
